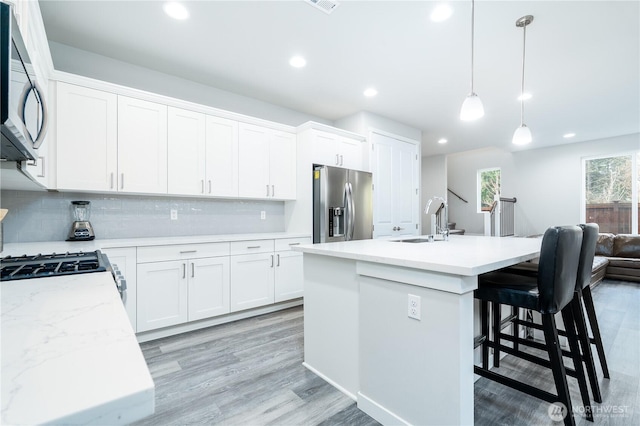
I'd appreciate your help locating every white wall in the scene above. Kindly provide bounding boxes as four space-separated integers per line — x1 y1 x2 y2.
446 133 640 236
334 111 422 142
49 41 331 127
421 155 447 234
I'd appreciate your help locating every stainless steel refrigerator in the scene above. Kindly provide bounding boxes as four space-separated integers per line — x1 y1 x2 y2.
313 164 373 243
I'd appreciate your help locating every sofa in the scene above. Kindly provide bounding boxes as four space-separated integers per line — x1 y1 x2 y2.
506 233 640 285
592 233 640 284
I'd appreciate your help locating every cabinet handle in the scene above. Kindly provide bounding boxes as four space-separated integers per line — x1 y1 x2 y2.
110 172 114 189
39 157 45 178
208 180 212 194
191 262 195 278
247 245 261 249
277 254 280 267
266 184 270 197
271 254 274 268
335 154 339 165
120 173 124 190
201 180 205 194
271 185 275 197
182 263 186 279
288 242 300 246
340 155 344 166
180 250 197 254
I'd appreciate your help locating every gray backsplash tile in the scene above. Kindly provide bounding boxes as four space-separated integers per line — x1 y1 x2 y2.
0 190 285 243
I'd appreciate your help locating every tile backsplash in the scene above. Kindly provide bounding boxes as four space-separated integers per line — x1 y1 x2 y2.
0 190 285 243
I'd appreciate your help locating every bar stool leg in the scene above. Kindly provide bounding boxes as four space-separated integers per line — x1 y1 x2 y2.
583 286 610 379
512 306 520 353
542 313 576 426
481 299 489 370
561 306 594 422
572 291 602 403
493 302 501 368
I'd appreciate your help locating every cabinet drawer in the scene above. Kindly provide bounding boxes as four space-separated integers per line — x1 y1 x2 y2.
275 237 311 252
138 242 230 263
230 239 275 255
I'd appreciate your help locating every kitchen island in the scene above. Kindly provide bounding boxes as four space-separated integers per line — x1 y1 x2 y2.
294 235 542 425
1 272 155 425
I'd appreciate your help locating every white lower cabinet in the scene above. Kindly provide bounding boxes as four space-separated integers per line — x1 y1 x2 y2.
137 260 188 332
274 250 304 302
188 257 230 321
230 253 275 312
101 247 137 331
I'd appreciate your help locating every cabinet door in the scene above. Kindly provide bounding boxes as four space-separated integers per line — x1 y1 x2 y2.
206 116 238 197
188 257 230 321
137 260 188 332
56 82 117 191
312 130 340 167
269 131 296 199
117 96 168 194
274 251 304 302
339 137 363 170
230 253 275 312
101 247 137 331
168 107 206 195
238 123 270 198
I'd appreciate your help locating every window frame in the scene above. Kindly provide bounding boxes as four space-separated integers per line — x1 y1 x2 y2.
581 151 639 234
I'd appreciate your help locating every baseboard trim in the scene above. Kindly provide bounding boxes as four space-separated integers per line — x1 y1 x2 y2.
302 362 357 401
356 392 410 426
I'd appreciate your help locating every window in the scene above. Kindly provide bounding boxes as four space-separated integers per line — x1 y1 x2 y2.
478 168 501 213
583 153 639 234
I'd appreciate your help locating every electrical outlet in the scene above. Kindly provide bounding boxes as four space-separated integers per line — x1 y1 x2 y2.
170 209 178 220
408 294 421 320
260 211 266 220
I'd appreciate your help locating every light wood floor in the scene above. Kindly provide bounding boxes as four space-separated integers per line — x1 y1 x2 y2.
132 279 639 425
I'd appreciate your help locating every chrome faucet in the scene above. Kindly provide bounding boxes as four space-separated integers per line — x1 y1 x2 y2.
424 196 449 241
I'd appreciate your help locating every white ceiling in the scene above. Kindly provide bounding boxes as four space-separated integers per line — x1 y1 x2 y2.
38 0 640 156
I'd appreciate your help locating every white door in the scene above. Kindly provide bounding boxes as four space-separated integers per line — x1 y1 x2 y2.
137 260 188 332
117 96 168 194
230 253 275 312
238 123 270 198
56 82 117 191
101 247 137 331
371 132 420 238
206 116 238 197
274 251 304 302
188 257 230 321
167 107 206 195
269 131 296 199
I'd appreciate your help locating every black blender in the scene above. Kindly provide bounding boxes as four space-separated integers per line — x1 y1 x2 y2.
66 201 96 241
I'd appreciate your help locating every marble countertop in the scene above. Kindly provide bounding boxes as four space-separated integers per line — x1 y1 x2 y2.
1 272 155 425
293 235 542 276
0 232 311 257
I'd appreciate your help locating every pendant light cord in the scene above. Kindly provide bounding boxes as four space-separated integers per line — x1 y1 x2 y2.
470 0 475 94
520 23 527 125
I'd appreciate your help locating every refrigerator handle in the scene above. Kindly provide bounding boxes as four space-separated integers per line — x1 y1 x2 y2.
348 182 356 240
343 182 351 241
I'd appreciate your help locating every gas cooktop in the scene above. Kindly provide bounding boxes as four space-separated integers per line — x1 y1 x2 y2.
0 250 110 281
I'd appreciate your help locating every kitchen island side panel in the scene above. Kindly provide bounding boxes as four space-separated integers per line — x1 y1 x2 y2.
302 254 360 400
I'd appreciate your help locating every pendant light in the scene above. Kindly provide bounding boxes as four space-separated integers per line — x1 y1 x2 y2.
512 15 534 145
460 0 484 121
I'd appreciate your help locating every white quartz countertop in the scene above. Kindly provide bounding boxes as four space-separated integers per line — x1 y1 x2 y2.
293 235 542 276
1 272 155 425
0 232 310 257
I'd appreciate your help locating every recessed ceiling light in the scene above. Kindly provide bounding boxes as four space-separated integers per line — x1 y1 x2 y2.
431 3 453 22
289 56 307 68
517 92 532 101
163 2 189 20
363 88 378 97
563 132 576 139
438 138 448 144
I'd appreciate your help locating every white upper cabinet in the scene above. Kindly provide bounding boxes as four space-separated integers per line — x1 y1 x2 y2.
56 82 118 191
311 129 365 170
205 116 239 197
238 123 296 200
167 107 206 195
117 96 168 194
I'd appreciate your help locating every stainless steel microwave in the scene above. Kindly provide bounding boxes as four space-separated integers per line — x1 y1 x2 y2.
1 2 48 162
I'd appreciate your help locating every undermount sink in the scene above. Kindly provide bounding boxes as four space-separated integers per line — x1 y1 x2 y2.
391 237 439 243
